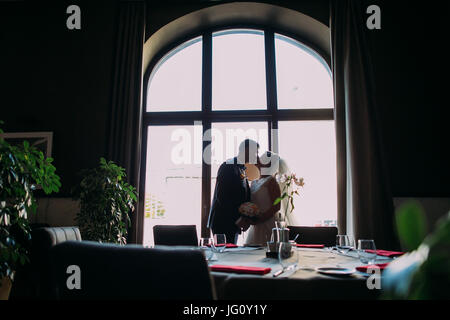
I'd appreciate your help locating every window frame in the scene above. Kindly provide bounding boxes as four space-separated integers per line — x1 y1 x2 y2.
140 26 334 238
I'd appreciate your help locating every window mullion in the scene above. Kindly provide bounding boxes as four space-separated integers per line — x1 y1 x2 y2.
265 30 279 152
201 32 212 237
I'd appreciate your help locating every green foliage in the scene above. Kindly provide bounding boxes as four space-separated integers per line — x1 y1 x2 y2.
0 121 61 283
272 173 304 221
384 202 450 299
406 212 450 299
395 201 427 251
73 158 137 245
144 194 165 219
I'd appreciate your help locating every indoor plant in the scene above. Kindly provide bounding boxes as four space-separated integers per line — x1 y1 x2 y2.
383 201 450 299
273 173 304 225
73 158 137 245
0 121 61 299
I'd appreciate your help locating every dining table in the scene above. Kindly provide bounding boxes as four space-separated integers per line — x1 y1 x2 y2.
152 244 395 299
205 245 394 299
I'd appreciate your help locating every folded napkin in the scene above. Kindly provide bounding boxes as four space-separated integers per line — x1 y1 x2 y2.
296 244 325 248
206 243 238 248
366 249 404 257
210 265 271 275
356 263 390 273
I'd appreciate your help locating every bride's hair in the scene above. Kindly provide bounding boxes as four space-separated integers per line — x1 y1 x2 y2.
259 151 290 176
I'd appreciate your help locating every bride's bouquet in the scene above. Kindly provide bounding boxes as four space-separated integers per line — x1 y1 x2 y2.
238 202 260 222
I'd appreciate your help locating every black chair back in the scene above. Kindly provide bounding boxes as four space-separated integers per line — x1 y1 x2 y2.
49 241 215 300
10 226 82 300
153 225 198 246
288 226 338 247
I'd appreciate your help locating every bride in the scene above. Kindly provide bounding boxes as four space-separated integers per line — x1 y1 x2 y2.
244 151 296 246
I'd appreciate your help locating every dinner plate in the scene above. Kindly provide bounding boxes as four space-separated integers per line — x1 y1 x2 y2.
315 267 355 276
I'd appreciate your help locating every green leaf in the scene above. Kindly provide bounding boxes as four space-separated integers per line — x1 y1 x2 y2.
395 201 428 251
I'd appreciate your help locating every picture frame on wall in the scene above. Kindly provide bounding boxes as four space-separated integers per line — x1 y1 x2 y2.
0 131 54 159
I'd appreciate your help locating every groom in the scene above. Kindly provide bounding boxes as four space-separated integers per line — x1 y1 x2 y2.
207 139 260 244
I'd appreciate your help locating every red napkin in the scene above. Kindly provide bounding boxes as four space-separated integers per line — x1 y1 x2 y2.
366 249 404 258
210 265 271 275
356 263 390 273
206 243 238 248
296 244 325 248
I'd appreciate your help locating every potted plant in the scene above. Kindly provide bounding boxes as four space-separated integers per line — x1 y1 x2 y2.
383 201 450 299
72 158 137 245
0 122 61 300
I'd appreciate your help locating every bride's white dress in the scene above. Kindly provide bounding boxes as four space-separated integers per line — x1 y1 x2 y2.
244 176 277 246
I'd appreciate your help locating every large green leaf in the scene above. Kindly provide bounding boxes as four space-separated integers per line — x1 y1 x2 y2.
395 201 428 251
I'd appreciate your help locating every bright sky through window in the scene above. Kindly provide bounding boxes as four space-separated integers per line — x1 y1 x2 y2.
143 29 337 245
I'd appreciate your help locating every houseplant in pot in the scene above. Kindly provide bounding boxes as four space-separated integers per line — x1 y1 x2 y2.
0 122 61 299
72 158 137 245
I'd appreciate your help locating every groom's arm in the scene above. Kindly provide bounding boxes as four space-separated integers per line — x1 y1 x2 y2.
214 163 240 208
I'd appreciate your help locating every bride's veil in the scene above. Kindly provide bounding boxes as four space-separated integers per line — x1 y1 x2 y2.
277 158 296 225
263 155 299 226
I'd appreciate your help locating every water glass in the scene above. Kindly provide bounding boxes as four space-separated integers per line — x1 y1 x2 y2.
199 237 214 261
357 239 377 264
336 235 355 254
278 242 299 271
213 234 227 253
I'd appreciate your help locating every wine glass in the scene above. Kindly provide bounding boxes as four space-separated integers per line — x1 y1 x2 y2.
213 234 227 253
278 242 299 272
336 235 355 254
199 237 214 261
357 239 377 264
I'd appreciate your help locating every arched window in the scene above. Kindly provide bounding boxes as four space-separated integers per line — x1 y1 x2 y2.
142 28 336 245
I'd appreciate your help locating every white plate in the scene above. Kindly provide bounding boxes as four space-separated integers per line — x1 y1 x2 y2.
315 267 355 276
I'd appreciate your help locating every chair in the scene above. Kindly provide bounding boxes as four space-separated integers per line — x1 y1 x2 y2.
153 225 198 246
10 226 82 300
288 226 338 247
49 241 216 300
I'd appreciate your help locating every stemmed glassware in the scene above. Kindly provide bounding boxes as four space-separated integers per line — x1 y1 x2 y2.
212 234 227 253
277 242 299 274
336 235 355 255
357 239 377 264
199 237 214 261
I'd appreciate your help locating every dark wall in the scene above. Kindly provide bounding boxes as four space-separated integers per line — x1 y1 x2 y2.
365 0 450 197
1 1 119 195
145 0 330 39
1 0 448 197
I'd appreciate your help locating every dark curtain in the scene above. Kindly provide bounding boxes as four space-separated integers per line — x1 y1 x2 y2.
108 1 145 244
330 0 399 250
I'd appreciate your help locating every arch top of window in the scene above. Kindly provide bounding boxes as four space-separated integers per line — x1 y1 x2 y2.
274 33 333 110
146 36 203 112
145 29 333 113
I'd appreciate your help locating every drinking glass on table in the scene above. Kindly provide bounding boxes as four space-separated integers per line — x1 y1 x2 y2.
212 234 227 253
199 237 214 261
357 239 377 264
278 242 299 272
336 235 355 254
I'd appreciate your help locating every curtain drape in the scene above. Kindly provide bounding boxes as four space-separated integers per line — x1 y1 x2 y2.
107 1 145 244
330 0 399 250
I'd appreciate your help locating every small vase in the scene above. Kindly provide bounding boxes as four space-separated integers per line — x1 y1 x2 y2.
275 220 287 230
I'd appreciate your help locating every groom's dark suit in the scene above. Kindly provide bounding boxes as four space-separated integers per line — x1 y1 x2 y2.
207 157 251 244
